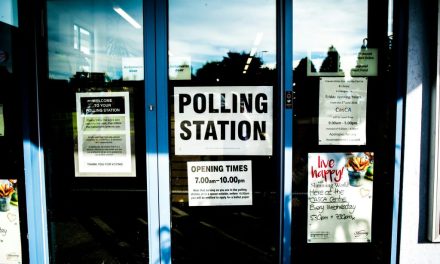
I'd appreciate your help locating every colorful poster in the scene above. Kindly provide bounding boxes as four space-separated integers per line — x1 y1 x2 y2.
319 77 367 145
174 86 273 156
187 160 252 206
0 179 21 263
0 104 4 136
75 92 135 177
307 152 374 243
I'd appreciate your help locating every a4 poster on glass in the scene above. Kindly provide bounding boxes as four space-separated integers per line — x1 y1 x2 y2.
307 152 374 243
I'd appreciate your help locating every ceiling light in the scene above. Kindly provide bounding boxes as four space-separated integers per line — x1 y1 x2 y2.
113 6 141 29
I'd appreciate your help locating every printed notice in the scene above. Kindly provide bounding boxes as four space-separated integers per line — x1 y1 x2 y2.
174 86 273 156
75 92 135 177
0 104 4 136
351 48 378 77
0 179 22 263
319 77 367 145
187 160 252 206
307 153 374 243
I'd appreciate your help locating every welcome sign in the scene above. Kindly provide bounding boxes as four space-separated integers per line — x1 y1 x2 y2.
174 86 273 155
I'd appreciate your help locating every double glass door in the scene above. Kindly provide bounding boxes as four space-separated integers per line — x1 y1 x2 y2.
43 0 397 263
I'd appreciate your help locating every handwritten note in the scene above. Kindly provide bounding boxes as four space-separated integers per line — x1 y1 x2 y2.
308 153 373 243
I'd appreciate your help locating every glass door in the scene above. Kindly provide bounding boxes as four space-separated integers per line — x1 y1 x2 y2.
0 20 27 264
291 0 398 263
45 0 149 262
168 0 281 263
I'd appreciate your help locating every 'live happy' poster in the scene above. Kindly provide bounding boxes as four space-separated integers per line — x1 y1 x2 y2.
307 153 374 243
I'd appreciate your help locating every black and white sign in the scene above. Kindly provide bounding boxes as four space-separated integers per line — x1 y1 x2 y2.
319 77 367 145
187 160 252 206
351 48 378 77
75 92 134 176
174 86 273 155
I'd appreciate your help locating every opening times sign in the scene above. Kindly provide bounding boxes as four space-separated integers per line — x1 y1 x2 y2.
319 77 367 145
307 153 373 243
187 161 252 206
75 92 134 176
174 86 273 156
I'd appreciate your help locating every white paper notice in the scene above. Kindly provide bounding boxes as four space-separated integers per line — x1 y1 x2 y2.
174 86 273 156
187 160 252 206
0 104 4 136
319 77 367 145
351 48 378 77
307 153 374 243
75 92 134 176
0 179 22 263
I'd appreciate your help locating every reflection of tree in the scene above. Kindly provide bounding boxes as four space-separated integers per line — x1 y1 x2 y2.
194 52 275 85
319 45 342 73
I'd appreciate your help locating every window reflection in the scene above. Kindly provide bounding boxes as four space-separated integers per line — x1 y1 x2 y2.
169 0 278 263
169 0 276 78
291 0 396 263
45 0 148 262
293 0 368 77
48 0 143 81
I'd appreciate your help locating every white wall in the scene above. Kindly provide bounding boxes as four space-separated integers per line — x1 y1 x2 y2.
399 0 440 263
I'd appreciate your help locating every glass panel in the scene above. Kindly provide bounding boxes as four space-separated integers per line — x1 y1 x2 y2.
0 21 26 264
46 0 148 262
292 0 396 263
169 0 279 263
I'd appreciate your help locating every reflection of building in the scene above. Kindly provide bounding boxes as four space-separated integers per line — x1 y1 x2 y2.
70 72 106 91
319 45 341 73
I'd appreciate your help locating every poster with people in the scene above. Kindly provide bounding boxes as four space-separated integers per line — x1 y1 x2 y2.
307 152 374 243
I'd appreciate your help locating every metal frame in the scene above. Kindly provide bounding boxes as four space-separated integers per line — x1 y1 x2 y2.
428 0 440 243
277 0 293 263
19 0 50 261
144 0 161 263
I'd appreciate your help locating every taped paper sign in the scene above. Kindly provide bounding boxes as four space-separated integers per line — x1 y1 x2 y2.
307 153 374 243
75 92 135 177
174 86 273 155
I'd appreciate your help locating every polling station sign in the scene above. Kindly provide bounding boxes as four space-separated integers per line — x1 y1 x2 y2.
174 86 273 155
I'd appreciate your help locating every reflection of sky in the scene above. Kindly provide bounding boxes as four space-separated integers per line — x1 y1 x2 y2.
47 0 143 80
293 0 368 71
47 0 368 79
169 0 276 72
